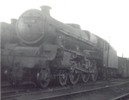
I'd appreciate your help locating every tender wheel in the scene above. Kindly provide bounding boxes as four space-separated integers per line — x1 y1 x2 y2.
36 63 50 88
90 61 98 82
81 72 90 83
69 70 80 85
59 70 68 86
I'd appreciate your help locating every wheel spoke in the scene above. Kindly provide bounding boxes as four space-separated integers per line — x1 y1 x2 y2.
91 61 98 82
81 72 89 83
69 70 80 85
59 70 67 86
91 70 98 81
36 64 50 88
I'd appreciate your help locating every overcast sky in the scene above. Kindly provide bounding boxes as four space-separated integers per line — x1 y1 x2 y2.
0 0 129 57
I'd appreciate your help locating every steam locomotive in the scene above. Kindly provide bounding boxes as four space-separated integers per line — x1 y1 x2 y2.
2 6 118 88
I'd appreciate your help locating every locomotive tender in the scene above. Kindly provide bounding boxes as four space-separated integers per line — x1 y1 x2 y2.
3 6 118 88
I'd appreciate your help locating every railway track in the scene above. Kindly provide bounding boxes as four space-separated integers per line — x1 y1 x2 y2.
1 79 129 100
112 93 129 100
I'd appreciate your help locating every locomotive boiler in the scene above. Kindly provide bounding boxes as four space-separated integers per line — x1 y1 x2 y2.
4 6 118 88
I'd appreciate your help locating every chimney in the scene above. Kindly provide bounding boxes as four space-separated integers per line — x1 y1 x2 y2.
40 6 51 16
11 19 17 25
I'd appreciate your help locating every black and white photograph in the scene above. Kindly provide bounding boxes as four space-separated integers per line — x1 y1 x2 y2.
1 0 129 100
